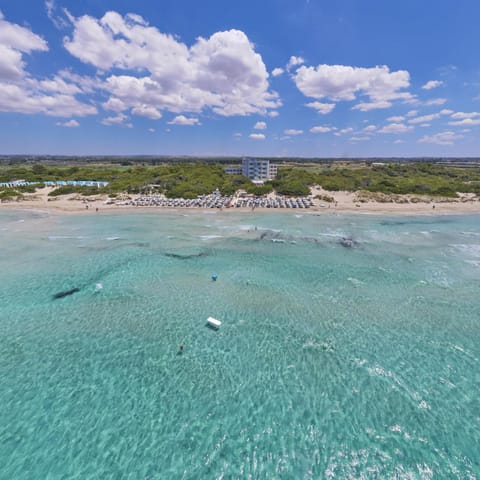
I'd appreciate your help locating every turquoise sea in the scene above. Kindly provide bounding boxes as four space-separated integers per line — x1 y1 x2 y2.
0 209 479 479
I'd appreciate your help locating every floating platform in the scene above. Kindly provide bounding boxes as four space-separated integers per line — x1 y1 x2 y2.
206 316 221 329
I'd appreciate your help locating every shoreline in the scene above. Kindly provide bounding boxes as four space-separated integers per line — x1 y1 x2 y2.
1 187 480 217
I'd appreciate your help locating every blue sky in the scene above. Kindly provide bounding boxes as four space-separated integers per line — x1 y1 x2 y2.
1 0 480 157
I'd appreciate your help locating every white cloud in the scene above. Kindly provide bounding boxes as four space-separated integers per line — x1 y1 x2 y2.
408 113 441 124
294 64 411 110
233 132 242 137
310 125 332 133
254 121 267 130
387 116 405 122
352 100 392 111
287 56 304 70
131 104 162 119
418 131 463 145
0 14 48 55
0 82 97 117
102 97 127 113
424 98 447 106
406 110 418 117
450 111 480 120
408 109 453 124
305 101 335 114
0 14 48 82
268 111 279 117
249 133 265 140
420 124 431 128
29 76 82 95
45 0 68 29
284 129 303 135
393 139 404 144
272 67 284 77
58 69 100 94
334 127 353 136
422 80 443 90
448 118 480 127
363 125 377 133
0 13 98 118
349 136 370 142
148 128 155 132
378 123 413 134
64 12 280 118
168 115 200 125
101 113 129 126
56 119 79 127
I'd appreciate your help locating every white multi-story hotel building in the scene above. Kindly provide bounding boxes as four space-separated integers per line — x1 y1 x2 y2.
225 158 277 182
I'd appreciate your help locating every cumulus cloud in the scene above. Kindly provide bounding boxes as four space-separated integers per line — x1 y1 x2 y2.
450 111 480 120
310 125 332 133
408 113 441 124
305 101 335 114
363 125 377 133
287 56 304 70
249 133 265 140
378 123 413 134
168 115 200 125
448 118 480 127
422 80 443 90
0 82 97 117
254 121 267 130
56 119 79 127
387 115 405 122
0 13 98 117
131 104 162 120
424 98 446 106
406 110 418 117
272 67 284 77
408 109 452 124
294 64 411 111
334 128 353 136
268 110 279 117
101 113 130 126
0 13 48 81
63 12 280 118
418 131 463 145
352 100 392 112
284 129 303 135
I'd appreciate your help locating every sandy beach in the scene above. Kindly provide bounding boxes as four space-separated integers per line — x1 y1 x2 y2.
1 186 480 216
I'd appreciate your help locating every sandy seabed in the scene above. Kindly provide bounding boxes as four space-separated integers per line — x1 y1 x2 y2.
1 186 480 216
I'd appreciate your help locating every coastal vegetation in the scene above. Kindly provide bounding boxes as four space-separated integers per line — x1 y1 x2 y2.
1 161 480 200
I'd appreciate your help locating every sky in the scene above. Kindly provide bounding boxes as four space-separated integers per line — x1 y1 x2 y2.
1 0 480 157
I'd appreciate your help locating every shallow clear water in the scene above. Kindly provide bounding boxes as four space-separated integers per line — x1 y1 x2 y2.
0 209 479 479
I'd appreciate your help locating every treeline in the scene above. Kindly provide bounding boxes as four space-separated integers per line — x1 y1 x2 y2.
3 155 480 167
2 162 480 200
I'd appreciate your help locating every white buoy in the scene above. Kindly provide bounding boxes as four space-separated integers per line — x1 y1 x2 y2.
206 316 221 329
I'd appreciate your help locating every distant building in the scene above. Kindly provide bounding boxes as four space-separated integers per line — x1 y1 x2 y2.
224 166 243 175
225 158 277 182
